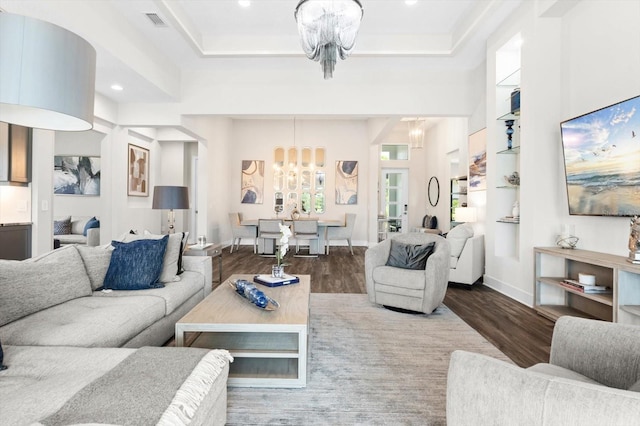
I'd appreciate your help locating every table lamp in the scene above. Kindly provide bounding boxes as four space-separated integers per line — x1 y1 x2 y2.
152 186 189 234
455 207 477 223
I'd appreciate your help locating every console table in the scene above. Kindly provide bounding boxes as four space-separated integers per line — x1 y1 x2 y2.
534 247 640 325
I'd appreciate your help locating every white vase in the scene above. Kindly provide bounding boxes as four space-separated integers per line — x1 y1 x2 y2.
512 201 520 218
272 265 285 278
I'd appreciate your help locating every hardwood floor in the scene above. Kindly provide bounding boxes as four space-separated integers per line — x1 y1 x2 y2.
217 245 554 368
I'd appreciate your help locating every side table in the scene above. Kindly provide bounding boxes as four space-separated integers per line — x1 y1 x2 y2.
184 243 223 285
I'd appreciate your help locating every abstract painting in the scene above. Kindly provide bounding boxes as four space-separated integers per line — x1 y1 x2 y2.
241 160 264 204
468 128 487 191
53 156 101 195
336 160 358 204
128 144 149 197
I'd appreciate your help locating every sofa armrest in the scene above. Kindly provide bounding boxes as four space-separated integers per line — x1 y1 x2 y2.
448 234 484 285
550 316 640 389
86 228 100 247
447 350 640 426
364 239 391 298
182 256 213 297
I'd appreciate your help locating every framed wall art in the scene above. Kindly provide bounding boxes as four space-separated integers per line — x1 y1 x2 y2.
53 156 101 195
241 160 264 204
335 160 358 205
128 144 149 197
468 128 487 191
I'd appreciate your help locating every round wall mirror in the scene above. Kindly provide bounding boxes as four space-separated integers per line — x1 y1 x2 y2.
428 176 440 207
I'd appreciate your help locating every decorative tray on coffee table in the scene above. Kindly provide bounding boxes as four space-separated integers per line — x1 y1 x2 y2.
229 280 280 311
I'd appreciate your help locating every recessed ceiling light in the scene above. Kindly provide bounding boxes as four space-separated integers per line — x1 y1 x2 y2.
238 0 250 8
110 84 124 91
405 0 418 5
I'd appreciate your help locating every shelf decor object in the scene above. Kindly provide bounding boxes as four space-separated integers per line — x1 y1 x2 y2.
505 119 515 150
294 0 363 79
0 13 96 131
629 216 640 264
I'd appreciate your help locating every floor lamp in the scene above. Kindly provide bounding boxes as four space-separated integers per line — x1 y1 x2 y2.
152 186 189 234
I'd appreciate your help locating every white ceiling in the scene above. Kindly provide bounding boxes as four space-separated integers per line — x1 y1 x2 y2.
0 0 522 106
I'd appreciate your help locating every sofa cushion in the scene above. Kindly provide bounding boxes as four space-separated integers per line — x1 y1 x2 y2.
70 216 92 235
629 379 640 392
0 295 166 347
102 236 169 290
93 271 204 315
53 216 71 235
373 266 426 290
447 223 474 259
386 240 435 270
527 363 602 386
83 216 100 236
0 245 92 327
76 245 113 290
0 345 135 426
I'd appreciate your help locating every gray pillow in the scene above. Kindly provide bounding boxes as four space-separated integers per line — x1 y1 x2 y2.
76 245 113 290
53 216 71 235
386 240 435 270
629 379 640 392
0 246 92 326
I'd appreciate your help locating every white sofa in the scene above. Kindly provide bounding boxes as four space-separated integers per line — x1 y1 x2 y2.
447 316 640 425
54 215 100 246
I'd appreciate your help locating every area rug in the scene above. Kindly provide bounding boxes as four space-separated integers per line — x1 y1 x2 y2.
226 293 510 425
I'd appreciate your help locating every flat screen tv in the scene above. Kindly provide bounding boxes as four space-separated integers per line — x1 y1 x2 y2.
560 95 640 216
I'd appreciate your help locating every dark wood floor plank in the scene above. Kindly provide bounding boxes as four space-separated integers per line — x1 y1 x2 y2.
215 245 553 367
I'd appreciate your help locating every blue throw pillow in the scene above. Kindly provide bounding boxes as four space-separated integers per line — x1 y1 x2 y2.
0 338 7 370
101 236 169 290
386 240 436 270
83 216 100 236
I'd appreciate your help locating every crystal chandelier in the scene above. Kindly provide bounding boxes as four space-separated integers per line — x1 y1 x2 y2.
408 119 425 149
294 0 364 79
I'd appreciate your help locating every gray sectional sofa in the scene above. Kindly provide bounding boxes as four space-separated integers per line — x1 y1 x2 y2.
0 243 232 425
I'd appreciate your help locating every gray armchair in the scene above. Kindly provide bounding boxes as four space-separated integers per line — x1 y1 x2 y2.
447 316 640 425
364 233 450 314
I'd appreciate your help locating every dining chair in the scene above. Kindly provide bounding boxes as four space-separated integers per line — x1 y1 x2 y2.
258 219 283 256
293 220 320 257
228 212 257 254
325 213 356 255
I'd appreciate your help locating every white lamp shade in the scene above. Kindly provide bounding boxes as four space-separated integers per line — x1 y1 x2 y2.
0 13 96 131
455 207 477 223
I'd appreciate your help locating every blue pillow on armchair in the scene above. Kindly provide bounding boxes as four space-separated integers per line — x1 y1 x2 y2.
0 338 7 370
101 236 169 290
83 216 100 236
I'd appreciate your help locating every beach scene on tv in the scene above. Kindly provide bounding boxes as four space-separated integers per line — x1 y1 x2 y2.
560 96 640 216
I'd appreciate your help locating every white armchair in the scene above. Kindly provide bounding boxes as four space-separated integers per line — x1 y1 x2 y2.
448 234 484 286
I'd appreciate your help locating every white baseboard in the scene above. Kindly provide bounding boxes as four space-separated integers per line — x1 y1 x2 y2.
482 274 534 308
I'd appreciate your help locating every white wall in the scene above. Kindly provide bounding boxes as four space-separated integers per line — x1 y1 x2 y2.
483 0 640 305
227 119 370 247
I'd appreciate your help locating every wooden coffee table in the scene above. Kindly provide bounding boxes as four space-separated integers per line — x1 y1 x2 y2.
175 274 310 388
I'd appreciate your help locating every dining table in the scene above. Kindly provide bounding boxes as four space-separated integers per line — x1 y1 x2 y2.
241 217 344 255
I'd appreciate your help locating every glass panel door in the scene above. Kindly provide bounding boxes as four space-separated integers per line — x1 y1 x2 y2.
380 168 409 237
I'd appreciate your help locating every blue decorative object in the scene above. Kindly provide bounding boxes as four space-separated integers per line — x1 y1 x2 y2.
101 236 169 290
229 280 279 310
0 338 7 370
83 216 100 236
505 119 515 150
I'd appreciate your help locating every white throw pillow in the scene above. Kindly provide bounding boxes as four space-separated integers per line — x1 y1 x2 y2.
447 224 474 259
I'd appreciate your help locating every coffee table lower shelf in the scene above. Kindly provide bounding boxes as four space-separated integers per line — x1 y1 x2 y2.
189 330 307 388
